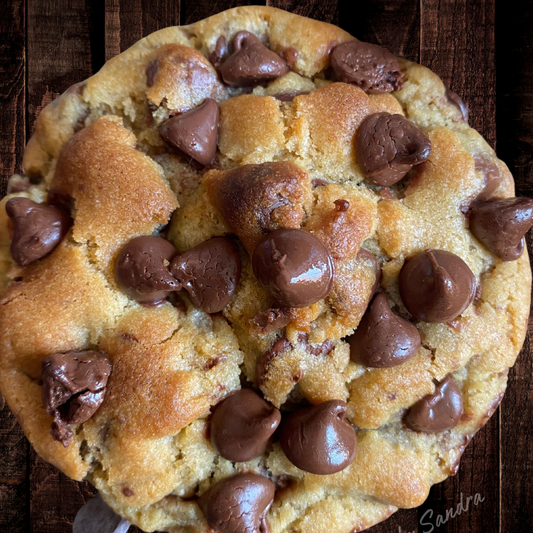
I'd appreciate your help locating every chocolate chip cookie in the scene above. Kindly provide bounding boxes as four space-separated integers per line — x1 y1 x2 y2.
0 6 532 533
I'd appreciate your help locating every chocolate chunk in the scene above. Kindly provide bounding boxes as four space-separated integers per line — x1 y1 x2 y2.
348 292 421 367
42 351 112 447
146 59 159 87
469 197 533 261
474 155 501 200
251 307 296 334
159 98 219 166
330 40 404 94
199 474 275 533
210 389 281 462
399 250 476 323
356 112 431 186
170 237 241 313
446 88 469 122
252 228 334 308
114 235 180 306
280 400 357 474
405 375 464 433
6 197 72 266
73 493 129 533
219 31 289 87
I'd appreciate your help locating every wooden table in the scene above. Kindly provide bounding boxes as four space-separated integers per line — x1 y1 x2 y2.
0 1 532 532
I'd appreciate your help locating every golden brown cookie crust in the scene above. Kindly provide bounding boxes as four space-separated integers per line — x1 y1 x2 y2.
0 6 530 533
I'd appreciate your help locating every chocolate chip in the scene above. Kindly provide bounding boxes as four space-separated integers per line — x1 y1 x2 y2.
146 59 159 87
474 155 501 200
399 250 476 323
348 292 421 367
219 31 289 87
170 237 241 314
251 307 295 334
208 36 228 67
446 88 469 122
6 197 72 267
159 98 219 166
334 199 350 212
356 113 431 186
114 235 180 307
405 375 464 433
279 400 357 475
330 40 404 94
199 474 275 533
252 228 334 308
469 197 533 261
42 351 112 447
210 389 281 462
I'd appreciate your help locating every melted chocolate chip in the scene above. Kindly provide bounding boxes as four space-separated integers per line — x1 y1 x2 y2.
474 155 501 200
280 400 357 475
114 236 180 306
446 88 469 122
405 375 464 433
159 98 219 166
252 228 334 308
219 31 289 87
6 197 72 266
208 36 228 67
334 199 350 212
206 161 310 254
146 60 159 87
356 113 431 186
210 389 281 462
170 237 241 313
399 250 476 323
348 293 421 367
256 337 292 388
330 40 404 94
273 90 310 102
280 47 298 69
42 351 111 447
469 197 533 261
199 474 275 533
251 307 295 334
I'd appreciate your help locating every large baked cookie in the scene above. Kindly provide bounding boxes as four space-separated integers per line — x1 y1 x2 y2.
1 6 532 533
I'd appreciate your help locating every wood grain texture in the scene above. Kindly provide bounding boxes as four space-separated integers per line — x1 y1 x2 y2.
266 0 338 24
419 2 499 532
496 1 533 531
0 0 28 531
181 0 266 26
25 1 102 531
0 0 25 195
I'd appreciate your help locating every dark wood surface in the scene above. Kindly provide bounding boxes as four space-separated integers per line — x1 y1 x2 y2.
0 1 531 532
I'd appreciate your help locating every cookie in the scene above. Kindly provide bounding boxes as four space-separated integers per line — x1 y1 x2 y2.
1 6 532 533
